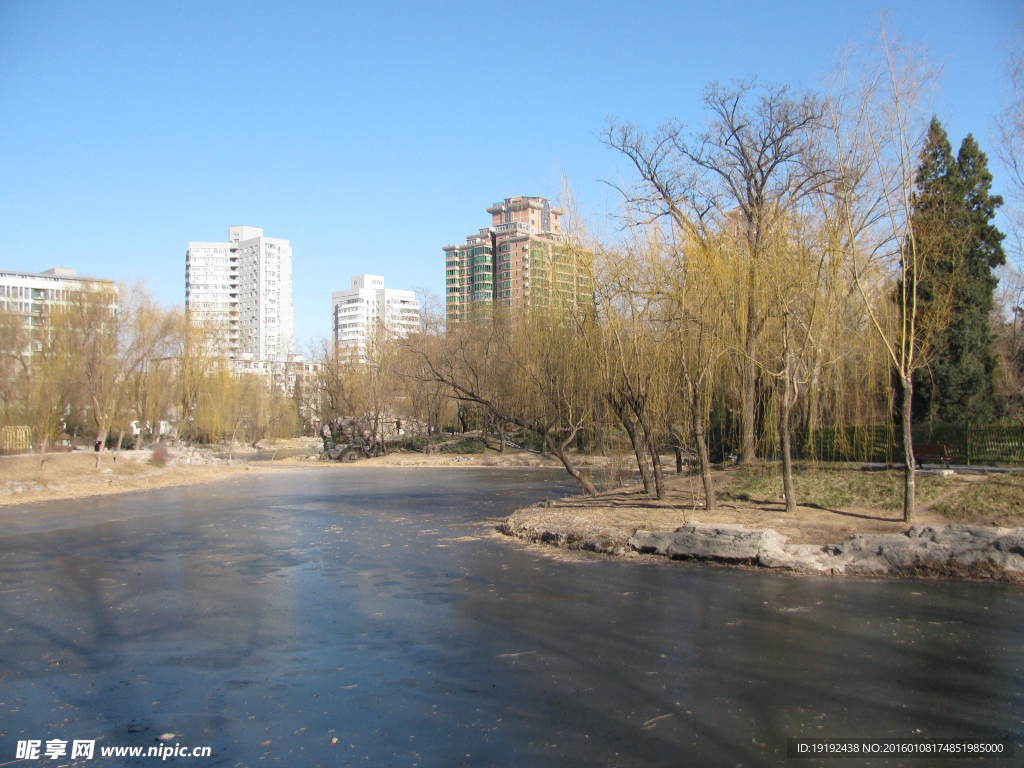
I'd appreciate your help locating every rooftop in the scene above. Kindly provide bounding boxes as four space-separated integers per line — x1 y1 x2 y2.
0 267 114 284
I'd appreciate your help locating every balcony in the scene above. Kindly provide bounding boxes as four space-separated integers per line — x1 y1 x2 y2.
492 222 534 234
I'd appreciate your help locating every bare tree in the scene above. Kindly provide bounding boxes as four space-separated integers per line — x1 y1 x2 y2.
996 50 1024 243
822 31 952 521
756 212 849 513
604 81 833 464
992 50 1024 416
393 332 454 451
407 312 600 495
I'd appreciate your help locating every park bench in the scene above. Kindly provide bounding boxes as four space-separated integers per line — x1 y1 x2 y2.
914 443 953 468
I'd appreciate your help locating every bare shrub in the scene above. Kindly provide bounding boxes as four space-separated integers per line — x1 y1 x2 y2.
150 442 170 467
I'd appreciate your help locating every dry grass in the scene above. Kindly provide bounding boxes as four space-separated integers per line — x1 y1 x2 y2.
720 466 956 512
929 473 1024 527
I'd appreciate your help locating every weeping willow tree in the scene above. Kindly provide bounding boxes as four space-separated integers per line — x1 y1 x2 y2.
596 226 732 509
663 232 731 511
404 280 602 496
593 229 678 500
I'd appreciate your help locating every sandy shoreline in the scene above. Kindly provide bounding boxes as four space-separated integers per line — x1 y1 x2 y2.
350 451 567 469
0 454 298 507
0 448 578 507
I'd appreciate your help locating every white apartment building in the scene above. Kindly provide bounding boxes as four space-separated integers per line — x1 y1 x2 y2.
185 226 293 361
331 275 420 359
0 267 117 330
229 355 322 394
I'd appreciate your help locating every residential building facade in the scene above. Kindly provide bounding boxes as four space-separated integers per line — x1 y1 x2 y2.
0 267 117 331
229 354 323 432
331 274 421 359
443 196 592 325
185 225 294 361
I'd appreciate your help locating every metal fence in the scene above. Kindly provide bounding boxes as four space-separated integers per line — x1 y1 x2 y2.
789 423 1024 465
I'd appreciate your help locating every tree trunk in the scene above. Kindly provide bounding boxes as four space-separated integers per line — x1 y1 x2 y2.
669 422 685 474
544 431 597 496
94 427 108 469
695 419 715 511
634 406 665 500
612 398 652 492
739 293 759 464
651 448 667 501
780 333 797 514
37 435 49 471
648 439 665 499
686 374 716 512
901 375 916 523
780 384 797 515
740 354 758 465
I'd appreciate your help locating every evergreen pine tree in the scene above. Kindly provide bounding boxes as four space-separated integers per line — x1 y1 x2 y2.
910 118 1006 425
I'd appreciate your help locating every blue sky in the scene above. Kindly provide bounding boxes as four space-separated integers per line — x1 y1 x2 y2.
1 0 1020 350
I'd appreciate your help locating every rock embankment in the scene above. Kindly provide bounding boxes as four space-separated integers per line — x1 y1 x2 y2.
631 522 1024 581
500 513 1024 582
498 512 639 556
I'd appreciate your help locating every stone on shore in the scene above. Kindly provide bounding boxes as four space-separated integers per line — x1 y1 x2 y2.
831 525 1024 579
630 524 788 563
629 522 1024 579
506 513 1024 582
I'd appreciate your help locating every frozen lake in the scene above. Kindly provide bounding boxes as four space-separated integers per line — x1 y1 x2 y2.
0 467 1020 766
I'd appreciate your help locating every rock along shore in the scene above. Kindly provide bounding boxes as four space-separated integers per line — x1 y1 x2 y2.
498 513 1024 583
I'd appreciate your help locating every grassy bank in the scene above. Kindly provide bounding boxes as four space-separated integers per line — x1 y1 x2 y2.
719 465 1023 526
503 465 1024 553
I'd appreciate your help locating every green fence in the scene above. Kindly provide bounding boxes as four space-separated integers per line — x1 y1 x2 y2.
912 423 1024 465
793 424 898 464
791 423 1024 465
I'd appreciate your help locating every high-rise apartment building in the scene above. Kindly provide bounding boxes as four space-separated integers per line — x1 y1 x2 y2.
0 267 117 331
331 274 420 359
185 226 294 361
443 196 592 325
